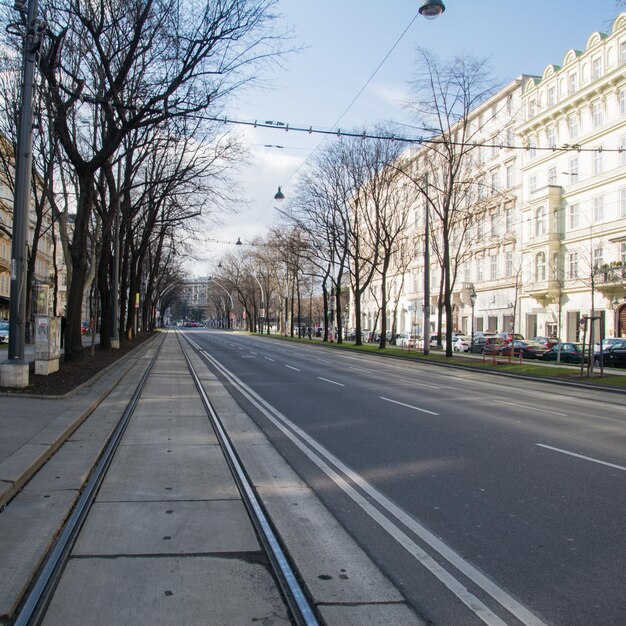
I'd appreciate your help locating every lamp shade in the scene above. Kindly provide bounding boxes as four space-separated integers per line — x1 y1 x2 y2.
418 0 445 19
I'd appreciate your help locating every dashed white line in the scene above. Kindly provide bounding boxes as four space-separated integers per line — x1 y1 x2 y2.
285 364 301 372
380 396 439 416
537 444 626 471
318 376 344 387
493 400 567 417
396 377 441 389
264 357 275 362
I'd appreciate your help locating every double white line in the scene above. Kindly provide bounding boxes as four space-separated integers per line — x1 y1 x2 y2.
194 340 545 626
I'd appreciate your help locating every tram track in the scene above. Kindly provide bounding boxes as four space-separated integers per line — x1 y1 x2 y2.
9 330 317 626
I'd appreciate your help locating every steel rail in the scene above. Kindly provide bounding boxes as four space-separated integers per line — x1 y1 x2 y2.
179 332 319 626
14 336 165 626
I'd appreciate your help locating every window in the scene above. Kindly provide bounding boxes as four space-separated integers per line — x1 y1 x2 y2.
506 164 514 189
464 263 470 282
568 203 580 229
569 157 579 184
548 167 557 185
476 258 484 281
491 170 499 191
568 252 579 279
568 72 578 95
528 137 537 158
621 41 626 64
529 175 537 193
505 207 514 233
620 135 626 167
490 213 499 237
476 218 484 239
621 242 626 265
535 206 546 236
621 187 626 218
505 251 513 277
547 126 556 148
490 254 498 280
491 105 497 120
592 56 602 79
547 86 555 106
535 252 546 281
593 149 603 176
592 101 603 128
506 128 515 147
507 94 513 113
528 100 536 118
620 88 626 115
568 115 578 139
593 247 604 270
593 195 604 223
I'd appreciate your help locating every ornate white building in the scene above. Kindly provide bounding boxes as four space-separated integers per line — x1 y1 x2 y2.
355 13 626 343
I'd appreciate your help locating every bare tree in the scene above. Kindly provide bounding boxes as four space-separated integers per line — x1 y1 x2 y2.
31 0 283 359
405 49 500 356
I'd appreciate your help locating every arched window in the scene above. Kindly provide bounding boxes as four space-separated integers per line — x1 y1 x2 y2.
535 252 546 282
535 206 546 236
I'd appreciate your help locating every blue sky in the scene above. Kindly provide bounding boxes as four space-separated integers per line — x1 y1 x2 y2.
196 0 624 273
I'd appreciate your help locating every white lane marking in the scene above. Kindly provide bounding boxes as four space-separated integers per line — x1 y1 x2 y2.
349 365 371 373
195 345 545 626
318 376 344 387
249 351 257 355
537 444 626 471
396 377 441 389
380 396 439 416
493 400 568 417
315 358 332 364
264 357 275 362
285 364 301 372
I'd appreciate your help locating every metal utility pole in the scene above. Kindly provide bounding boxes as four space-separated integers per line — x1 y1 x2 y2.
2 0 43 388
423 180 430 356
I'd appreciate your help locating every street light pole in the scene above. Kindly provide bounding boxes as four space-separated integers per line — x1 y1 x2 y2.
423 178 430 356
470 286 477 353
1 0 43 388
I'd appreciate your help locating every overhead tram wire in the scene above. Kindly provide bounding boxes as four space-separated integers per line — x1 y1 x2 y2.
231 10 425 242
195 115 625 154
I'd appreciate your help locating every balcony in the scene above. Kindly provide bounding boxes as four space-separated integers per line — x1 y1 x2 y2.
595 266 626 292
523 279 561 302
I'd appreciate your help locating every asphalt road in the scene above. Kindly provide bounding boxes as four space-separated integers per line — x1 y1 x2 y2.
185 329 626 626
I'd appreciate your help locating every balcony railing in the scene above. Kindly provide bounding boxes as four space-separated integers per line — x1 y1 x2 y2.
595 266 626 285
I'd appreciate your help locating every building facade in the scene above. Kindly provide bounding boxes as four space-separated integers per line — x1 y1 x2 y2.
355 13 626 343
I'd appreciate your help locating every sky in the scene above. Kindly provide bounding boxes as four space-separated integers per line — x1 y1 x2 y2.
191 0 625 276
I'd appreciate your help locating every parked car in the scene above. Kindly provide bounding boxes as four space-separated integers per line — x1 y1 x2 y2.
495 332 525 341
396 333 419 348
452 334 471 352
505 340 548 359
482 337 508 355
594 339 626 368
532 336 561 350
542 342 586 364
0 321 8 343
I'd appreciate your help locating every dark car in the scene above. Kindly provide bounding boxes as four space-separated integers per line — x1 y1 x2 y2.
594 339 626 368
542 342 586 364
532 336 561 350
0 321 8 343
505 340 548 359
482 337 508 355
